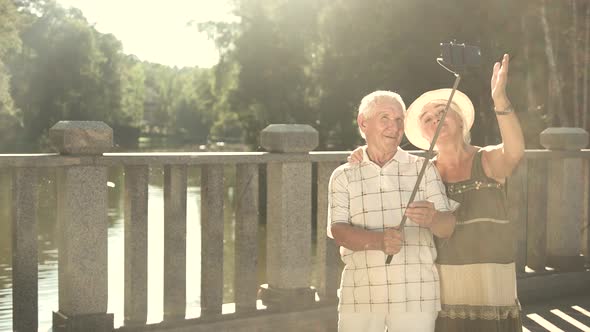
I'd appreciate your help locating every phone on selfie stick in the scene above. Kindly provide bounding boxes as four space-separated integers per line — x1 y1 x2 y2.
384 41 481 264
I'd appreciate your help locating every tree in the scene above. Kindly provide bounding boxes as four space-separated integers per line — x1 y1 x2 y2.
5 0 590 152
120 56 146 128
170 68 216 144
204 0 537 150
0 0 23 151
202 0 321 148
8 1 147 148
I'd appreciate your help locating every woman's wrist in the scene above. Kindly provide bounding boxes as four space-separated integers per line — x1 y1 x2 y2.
494 105 514 115
493 97 511 111
493 97 513 115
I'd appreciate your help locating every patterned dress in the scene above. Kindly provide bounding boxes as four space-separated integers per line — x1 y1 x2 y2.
435 151 523 332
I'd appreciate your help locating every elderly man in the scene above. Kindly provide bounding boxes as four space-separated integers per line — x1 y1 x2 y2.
327 90 459 332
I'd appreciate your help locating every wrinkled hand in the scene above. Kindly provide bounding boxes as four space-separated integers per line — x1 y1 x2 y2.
382 227 403 255
404 201 437 228
491 54 510 108
347 146 364 164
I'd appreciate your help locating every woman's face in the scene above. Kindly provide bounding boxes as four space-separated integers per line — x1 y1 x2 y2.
418 102 464 144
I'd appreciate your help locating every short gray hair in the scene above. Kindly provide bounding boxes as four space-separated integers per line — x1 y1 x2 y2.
357 90 406 138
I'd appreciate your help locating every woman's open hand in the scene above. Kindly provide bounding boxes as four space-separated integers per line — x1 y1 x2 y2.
491 54 510 110
347 146 364 164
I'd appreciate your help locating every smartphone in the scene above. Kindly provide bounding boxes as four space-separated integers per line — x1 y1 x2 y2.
440 42 481 68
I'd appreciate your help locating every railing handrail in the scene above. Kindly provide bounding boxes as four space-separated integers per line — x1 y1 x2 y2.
1 149 590 168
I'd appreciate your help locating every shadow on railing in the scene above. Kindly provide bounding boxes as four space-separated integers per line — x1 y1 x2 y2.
1 121 589 332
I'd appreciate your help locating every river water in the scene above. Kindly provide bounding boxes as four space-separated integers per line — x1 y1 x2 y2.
0 166 260 331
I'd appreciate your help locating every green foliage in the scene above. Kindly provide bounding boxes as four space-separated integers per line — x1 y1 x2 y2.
3 0 217 150
201 0 321 148
0 0 23 150
210 109 244 143
313 0 528 148
0 0 22 58
5 2 140 147
119 56 146 127
170 68 216 143
141 63 217 144
2 0 588 152
203 0 587 150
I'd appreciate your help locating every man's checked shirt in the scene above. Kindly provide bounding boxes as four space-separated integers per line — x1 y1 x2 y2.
327 146 459 313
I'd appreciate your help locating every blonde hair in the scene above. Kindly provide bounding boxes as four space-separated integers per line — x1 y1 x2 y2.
357 90 406 138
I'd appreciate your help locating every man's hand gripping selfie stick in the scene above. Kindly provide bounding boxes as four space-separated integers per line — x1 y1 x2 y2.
385 73 462 264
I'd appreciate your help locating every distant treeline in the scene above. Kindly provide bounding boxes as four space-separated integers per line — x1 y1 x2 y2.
0 0 222 151
1 0 588 152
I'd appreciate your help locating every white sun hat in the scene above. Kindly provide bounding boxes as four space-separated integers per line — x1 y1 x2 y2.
404 88 475 150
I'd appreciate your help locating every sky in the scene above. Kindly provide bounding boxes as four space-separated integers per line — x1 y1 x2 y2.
55 0 236 68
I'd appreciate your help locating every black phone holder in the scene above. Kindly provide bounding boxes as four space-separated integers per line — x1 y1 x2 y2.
439 41 481 73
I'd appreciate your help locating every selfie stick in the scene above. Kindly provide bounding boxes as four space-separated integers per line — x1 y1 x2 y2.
385 72 462 264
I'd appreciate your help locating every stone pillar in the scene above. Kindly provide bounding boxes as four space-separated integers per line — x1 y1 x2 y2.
258 124 319 310
49 121 114 331
12 168 39 332
540 127 589 271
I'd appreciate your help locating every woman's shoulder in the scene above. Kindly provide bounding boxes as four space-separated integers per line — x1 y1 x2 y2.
474 144 505 164
476 144 507 183
477 144 504 154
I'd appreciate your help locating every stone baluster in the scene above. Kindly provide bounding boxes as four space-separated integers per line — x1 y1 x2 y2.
49 121 114 331
12 167 39 332
540 127 589 271
258 124 319 310
316 161 342 303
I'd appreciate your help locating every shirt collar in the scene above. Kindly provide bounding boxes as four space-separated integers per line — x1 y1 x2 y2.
361 145 410 164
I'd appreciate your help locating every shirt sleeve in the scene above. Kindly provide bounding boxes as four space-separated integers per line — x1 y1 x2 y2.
327 167 351 239
424 161 459 212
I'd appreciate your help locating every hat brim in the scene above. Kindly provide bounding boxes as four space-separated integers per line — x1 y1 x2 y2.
405 89 474 150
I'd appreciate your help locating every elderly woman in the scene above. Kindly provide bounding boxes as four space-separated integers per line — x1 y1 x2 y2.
349 54 525 331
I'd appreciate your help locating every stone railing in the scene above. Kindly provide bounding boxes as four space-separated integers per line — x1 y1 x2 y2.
2 122 590 332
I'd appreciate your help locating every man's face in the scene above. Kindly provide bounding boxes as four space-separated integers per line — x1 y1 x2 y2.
359 103 404 152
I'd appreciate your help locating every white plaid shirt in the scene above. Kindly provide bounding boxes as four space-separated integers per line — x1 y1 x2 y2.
328 146 459 313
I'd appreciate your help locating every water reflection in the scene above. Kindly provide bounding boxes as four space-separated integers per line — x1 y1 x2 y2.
0 166 249 331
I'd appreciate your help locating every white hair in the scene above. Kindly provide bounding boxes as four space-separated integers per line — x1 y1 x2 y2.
357 90 406 138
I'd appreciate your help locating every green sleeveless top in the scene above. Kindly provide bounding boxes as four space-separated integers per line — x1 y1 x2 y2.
435 150 516 265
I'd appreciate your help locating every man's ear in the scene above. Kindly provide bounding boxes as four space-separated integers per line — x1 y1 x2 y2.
357 114 366 137
357 113 366 128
